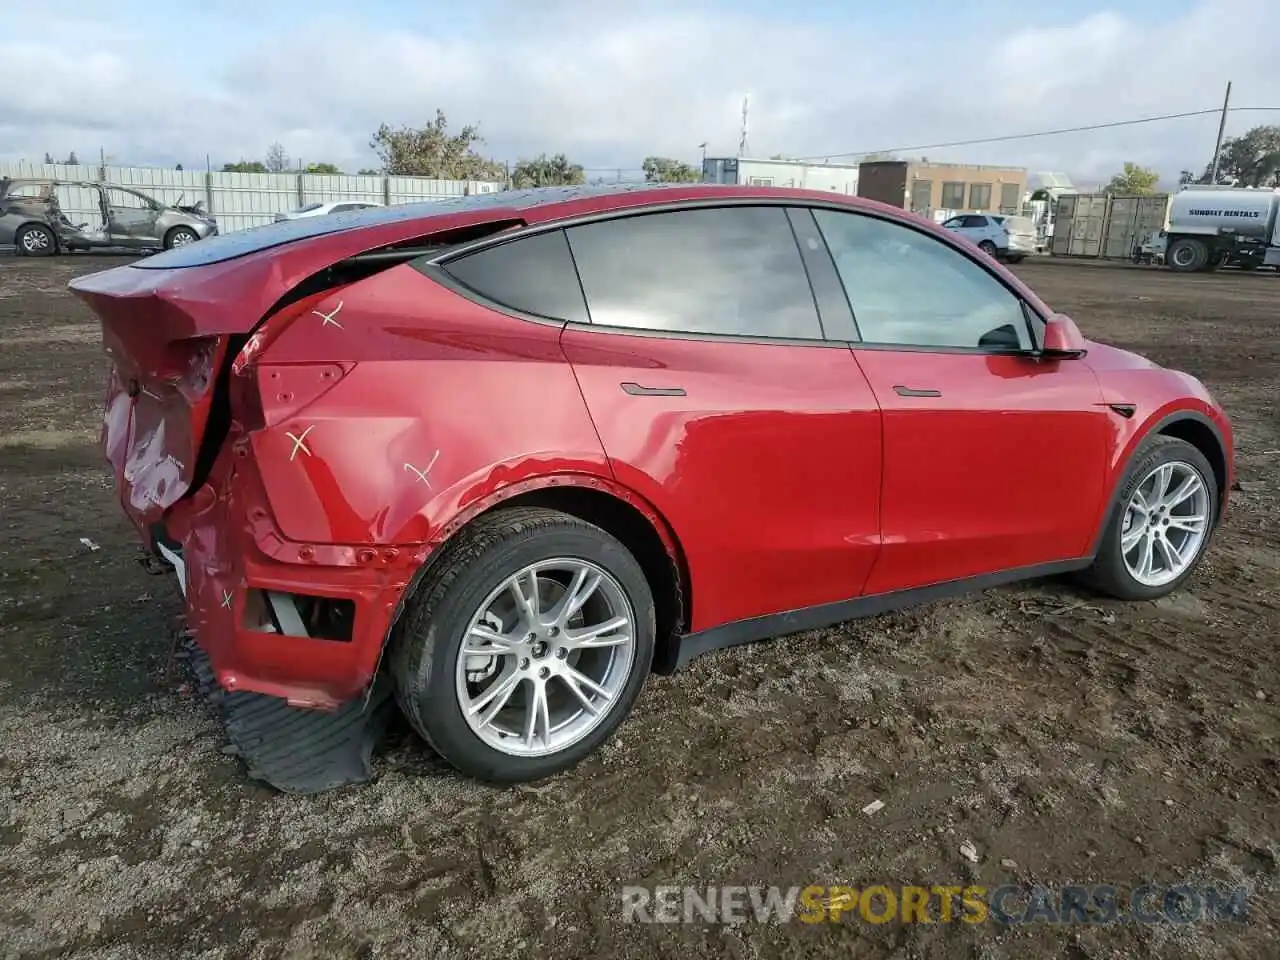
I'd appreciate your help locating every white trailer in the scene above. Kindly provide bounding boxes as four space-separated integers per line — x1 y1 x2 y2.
1161 185 1280 272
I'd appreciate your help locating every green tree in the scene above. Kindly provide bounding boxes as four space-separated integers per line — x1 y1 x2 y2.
1201 125 1280 186
642 156 701 183
511 153 585 188
222 160 269 173
356 168 382 176
370 110 506 181
304 162 343 174
1104 162 1160 195
1178 169 1198 185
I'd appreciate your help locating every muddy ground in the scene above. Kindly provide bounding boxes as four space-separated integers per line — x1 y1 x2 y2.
0 253 1276 960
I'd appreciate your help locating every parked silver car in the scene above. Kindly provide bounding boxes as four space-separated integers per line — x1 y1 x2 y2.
0 178 218 256
940 212 1037 263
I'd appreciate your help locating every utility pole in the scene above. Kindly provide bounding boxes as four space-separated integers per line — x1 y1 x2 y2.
1209 80 1232 184
738 96 749 158
699 142 707 165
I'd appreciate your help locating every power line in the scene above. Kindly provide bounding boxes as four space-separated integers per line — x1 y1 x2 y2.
793 106 1280 162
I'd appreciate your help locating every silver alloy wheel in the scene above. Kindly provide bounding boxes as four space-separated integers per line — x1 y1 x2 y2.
170 230 197 247
21 229 50 253
455 558 636 757
1121 460 1210 587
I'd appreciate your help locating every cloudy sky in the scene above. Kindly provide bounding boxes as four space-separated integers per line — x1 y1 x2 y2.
2 0 1277 185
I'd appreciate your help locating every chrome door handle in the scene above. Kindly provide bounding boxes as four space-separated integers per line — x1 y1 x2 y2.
621 382 686 397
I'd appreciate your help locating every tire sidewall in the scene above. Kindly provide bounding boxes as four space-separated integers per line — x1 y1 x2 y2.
1096 438 1219 600
166 227 198 249
18 225 55 257
1168 239 1206 272
403 525 655 781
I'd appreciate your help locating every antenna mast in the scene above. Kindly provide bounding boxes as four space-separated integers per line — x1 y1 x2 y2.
738 96 749 157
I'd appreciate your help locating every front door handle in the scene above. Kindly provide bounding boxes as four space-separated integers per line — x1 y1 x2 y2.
893 385 942 398
621 382 686 397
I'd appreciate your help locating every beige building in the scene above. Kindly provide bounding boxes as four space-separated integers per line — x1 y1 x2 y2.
856 160 1028 218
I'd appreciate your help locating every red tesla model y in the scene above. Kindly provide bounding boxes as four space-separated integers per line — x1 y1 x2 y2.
71 184 1233 786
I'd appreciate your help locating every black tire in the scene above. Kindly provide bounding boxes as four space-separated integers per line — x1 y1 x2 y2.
389 507 656 783
164 226 200 249
1005 254 1025 264
978 240 998 257
1166 238 1208 272
15 224 56 257
1077 436 1218 601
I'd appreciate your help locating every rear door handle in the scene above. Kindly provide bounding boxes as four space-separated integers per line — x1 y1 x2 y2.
893 385 942 398
621 382 686 397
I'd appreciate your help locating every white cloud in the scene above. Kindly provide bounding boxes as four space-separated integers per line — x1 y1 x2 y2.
1 0 1278 183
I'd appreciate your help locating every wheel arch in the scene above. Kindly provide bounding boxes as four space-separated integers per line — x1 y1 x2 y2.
385 474 692 675
1087 408 1230 557
15 220 58 253
163 223 198 248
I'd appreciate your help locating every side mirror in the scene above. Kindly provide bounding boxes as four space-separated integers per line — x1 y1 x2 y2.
1039 313 1087 360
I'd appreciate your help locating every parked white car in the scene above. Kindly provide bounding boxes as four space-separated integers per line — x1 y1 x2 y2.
941 213 1037 263
274 200 385 222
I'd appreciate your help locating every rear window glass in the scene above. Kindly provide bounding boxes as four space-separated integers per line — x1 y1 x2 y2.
4 182 47 199
1003 216 1036 233
441 230 588 324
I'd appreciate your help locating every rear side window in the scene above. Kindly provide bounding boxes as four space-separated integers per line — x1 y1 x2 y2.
442 229 588 324
5 183 47 199
565 206 823 340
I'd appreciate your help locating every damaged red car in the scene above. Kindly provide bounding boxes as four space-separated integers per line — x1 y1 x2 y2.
71 184 1234 791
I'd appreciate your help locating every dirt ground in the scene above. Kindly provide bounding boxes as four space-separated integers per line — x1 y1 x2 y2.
0 253 1276 960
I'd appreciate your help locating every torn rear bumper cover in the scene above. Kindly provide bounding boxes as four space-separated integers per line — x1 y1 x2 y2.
158 540 395 794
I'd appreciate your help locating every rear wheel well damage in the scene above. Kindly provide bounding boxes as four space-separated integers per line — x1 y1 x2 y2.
386 484 690 679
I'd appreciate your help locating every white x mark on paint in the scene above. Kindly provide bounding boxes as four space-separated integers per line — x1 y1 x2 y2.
403 449 442 487
221 590 233 609
311 300 344 329
286 425 314 461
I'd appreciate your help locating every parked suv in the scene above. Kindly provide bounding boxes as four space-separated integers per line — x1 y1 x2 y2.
941 212 1037 262
71 185 1232 791
0 178 218 255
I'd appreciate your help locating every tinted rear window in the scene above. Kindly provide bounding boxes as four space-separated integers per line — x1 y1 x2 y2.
442 229 588 324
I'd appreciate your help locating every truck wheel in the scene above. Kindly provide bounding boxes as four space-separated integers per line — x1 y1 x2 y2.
15 224 56 257
1166 238 1208 272
389 507 656 783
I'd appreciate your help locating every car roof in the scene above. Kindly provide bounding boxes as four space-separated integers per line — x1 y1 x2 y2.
135 183 943 270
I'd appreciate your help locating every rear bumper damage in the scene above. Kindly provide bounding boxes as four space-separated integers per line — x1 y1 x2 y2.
155 430 425 710
141 435 414 792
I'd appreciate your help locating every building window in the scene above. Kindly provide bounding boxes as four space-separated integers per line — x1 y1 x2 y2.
940 182 966 208
1000 182 1021 213
968 183 992 210
909 180 932 213
748 177 775 186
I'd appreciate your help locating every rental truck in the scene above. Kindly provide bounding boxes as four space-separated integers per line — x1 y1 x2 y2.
1159 185 1280 272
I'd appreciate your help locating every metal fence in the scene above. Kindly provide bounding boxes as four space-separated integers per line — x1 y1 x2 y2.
0 161 506 234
